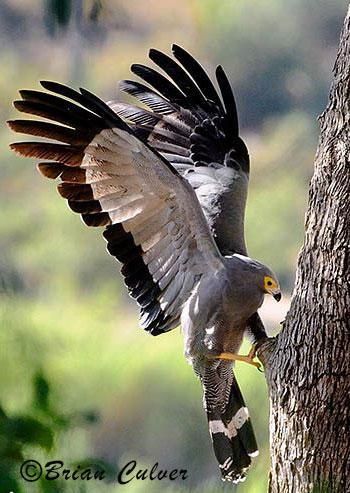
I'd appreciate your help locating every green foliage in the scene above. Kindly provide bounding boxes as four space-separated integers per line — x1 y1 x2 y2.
34 372 50 412
45 0 72 28
0 372 115 492
44 0 104 35
3 415 53 450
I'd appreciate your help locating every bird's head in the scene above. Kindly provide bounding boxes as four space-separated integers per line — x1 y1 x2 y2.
231 255 282 302
262 272 281 302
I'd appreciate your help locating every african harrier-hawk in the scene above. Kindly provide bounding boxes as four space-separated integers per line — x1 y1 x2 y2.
8 45 281 483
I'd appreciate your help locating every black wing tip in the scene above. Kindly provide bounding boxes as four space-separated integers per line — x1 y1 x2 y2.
79 86 99 102
151 44 185 59
148 47 163 58
215 65 239 136
171 43 187 57
79 87 92 97
216 65 231 88
40 79 54 87
215 64 223 74
216 65 230 86
18 89 32 98
130 63 147 75
148 48 169 66
40 80 66 91
171 43 191 60
119 79 134 88
215 65 229 83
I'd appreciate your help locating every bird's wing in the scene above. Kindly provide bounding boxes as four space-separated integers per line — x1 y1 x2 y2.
108 45 250 255
8 81 224 335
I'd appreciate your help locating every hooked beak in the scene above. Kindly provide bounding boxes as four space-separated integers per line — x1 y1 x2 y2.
273 292 282 302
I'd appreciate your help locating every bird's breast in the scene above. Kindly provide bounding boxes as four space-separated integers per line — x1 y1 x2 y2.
182 273 262 359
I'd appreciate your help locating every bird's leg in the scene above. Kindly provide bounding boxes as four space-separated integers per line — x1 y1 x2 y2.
245 312 268 345
208 347 262 370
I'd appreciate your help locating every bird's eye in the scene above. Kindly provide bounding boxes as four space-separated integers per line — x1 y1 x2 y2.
267 280 273 286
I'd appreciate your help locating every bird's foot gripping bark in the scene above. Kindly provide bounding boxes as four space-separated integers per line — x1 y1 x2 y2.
209 346 262 370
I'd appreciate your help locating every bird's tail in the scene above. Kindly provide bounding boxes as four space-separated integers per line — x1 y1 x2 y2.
200 361 258 483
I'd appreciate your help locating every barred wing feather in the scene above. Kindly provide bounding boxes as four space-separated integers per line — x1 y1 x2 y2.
109 44 250 255
8 82 224 335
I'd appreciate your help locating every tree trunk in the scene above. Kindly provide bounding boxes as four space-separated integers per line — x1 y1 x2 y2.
258 5 350 493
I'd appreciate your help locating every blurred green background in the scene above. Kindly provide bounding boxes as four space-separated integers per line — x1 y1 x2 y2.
0 0 347 491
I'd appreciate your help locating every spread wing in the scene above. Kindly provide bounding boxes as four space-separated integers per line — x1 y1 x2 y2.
8 81 224 335
108 44 250 255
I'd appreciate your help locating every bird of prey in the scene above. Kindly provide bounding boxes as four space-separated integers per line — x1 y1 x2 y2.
8 45 281 483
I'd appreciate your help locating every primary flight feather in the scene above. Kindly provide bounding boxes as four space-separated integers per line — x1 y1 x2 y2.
8 45 281 483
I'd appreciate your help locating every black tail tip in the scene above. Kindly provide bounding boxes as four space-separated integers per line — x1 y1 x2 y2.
221 470 247 483
219 456 249 483
219 447 259 482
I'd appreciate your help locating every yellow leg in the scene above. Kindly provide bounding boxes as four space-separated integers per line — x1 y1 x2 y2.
209 345 262 370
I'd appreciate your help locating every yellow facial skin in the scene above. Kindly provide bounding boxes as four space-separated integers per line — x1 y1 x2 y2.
263 275 282 301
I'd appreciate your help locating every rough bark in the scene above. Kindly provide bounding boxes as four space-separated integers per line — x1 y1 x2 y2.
258 6 350 493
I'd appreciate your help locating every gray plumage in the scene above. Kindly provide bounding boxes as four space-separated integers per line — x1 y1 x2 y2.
8 45 281 483
182 256 273 359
